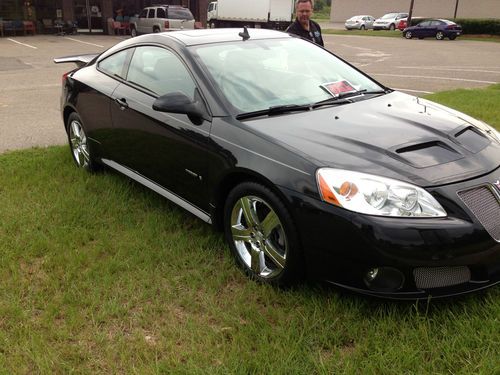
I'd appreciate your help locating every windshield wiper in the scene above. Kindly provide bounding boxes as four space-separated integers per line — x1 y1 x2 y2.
236 104 311 120
312 89 388 109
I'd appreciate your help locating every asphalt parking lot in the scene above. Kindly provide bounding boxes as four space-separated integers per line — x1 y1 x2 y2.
0 33 499 153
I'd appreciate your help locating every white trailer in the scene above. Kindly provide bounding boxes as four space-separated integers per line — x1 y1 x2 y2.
207 0 294 30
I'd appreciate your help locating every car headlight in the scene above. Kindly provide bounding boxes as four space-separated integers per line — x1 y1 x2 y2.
316 169 447 217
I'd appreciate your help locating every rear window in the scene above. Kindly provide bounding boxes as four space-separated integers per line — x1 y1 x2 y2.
168 8 194 20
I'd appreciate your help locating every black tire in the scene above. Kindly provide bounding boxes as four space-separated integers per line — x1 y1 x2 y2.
389 23 395 31
449 35 457 40
436 31 444 40
404 31 412 39
224 182 303 286
130 27 137 37
153 26 160 33
66 112 100 172
360 25 365 30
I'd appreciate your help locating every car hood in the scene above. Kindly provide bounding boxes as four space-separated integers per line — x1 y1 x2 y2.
243 91 500 187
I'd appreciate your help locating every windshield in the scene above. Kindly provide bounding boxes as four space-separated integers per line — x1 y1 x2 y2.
381 13 397 19
191 38 384 113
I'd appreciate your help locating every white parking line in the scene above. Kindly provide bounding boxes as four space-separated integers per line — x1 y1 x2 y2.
7 38 37 49
396 66 500 74
64 37 104 48
392 88 434 94
371 73 497 84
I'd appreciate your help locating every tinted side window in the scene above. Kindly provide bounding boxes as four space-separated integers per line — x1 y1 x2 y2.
98 49 129 78
419 21 430 27
127 46 196 98
157 7 166 18
139 9 147 18
147 9 155 18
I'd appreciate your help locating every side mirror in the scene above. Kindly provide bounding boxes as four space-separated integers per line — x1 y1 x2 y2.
153 91 207 125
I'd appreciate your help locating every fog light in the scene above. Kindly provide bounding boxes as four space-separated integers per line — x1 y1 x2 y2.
364 267 405 292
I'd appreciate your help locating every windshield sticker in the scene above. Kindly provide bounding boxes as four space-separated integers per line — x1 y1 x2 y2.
321 80 357 97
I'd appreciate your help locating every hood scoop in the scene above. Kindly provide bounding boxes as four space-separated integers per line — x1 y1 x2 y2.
394 141 462 168
454 126 491 153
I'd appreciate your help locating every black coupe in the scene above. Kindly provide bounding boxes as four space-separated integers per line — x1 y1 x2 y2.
55 29 500 299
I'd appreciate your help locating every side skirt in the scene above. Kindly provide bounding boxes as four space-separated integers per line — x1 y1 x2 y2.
101 158 212 224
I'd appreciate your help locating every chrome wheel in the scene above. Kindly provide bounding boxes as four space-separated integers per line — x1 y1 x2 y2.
405 31 412 39
230 195 287 279
69 119 90 168
436 31 444 40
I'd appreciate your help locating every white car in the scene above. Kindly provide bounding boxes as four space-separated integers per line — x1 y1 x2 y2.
373 12 408 30
130 5 195 37
345 15 375 30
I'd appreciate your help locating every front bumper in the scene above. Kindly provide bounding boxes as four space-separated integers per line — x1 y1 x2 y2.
280 168 500 299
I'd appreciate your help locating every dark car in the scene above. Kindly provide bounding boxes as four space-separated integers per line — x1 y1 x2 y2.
397 17 429 31
403 19 462 40
54 29 500 299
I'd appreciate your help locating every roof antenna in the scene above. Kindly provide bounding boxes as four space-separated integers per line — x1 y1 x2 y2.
239 26 250 41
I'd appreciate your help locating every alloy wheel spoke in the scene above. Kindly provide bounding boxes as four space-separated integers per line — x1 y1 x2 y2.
250 246 265 274
240 197 259 228
261 210 280 238
80 146 90 163
71 121 81 139
231 225 252 242
70 135 79 149
77 148 85 166
263 240 286 269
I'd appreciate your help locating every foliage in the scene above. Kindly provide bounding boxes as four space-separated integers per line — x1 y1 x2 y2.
454 18 500 35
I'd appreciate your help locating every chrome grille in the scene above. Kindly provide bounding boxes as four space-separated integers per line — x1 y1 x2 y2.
414 266 471 289
458 185 500 242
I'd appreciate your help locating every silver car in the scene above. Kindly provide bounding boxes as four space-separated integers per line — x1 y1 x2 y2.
345 15 375 30
373 12 408 30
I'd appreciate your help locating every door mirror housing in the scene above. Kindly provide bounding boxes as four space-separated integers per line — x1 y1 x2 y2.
153 91 207 125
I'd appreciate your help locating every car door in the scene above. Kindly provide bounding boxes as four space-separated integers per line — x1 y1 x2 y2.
109 45 212 211
76 48 130 158
366 17 374 29
136 8 148 34
146 8 156 32
416 20 430 37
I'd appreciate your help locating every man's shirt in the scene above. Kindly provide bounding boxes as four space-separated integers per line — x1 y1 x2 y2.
286 19 324 46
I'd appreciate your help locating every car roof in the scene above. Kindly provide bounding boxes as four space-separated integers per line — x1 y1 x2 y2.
158 28 292 46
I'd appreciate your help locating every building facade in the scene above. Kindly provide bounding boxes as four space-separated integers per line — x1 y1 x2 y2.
0 0 209 32
330 0 500 22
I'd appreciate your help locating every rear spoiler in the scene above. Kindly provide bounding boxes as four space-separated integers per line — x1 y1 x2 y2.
53 53 99 68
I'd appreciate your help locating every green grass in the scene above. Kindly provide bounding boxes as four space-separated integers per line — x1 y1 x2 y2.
323 29 500 42
0 86 499 373
424 84 500 129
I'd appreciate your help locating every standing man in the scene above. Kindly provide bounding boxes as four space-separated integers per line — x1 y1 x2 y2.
286 0 324 47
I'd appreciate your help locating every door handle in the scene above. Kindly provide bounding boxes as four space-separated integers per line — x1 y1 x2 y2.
115 98 129 110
